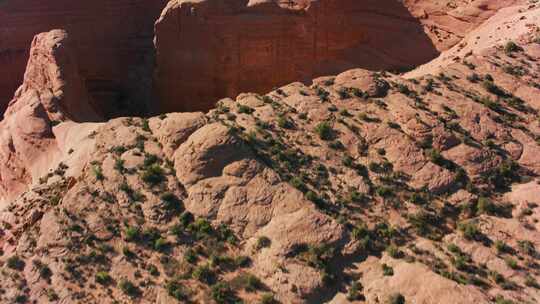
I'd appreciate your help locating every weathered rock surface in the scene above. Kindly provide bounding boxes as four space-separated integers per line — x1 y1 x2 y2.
0 1 539 304
404 0 527 51
154 0 439 112
0 30 100 207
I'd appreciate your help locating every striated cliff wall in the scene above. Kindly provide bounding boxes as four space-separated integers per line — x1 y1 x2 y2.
154 0 439 112
0 0 168 118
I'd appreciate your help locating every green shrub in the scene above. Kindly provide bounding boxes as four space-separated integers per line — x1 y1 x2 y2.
238 105 254 114
504 41 521 54
184 248 197 264
6 256 25 271
95 271 112 285
290 177 307 192
118 279 139 297
192 264 215 284
141 164 165 186
160 192 183 213
476 197 495 214
255 236 271 250
154 237 168 251
458 221 481 241
260 293 277 304
447 243 461 255
187 218 213 238
92 165 104 181
387 292 405 304
504 257 518 269
277 116 293 129
494 240 510 254
233 273 262 292
166 280 188 301
482 80 506 97
211 282 237 304
347 281 362 301
314 121 334 140
517 240 536 256
382 263 394 276
386 245 402 259
124 226 140 242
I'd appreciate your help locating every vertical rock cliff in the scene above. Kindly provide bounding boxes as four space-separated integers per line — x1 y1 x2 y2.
0 0 168 117
154 0 439 112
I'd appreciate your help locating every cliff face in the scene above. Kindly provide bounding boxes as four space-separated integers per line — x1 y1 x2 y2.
154 0 440 112
0 0 168 118
0 30 100 207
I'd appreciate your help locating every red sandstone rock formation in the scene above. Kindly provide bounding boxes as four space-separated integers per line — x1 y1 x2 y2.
404 0 527 51
0 0 168 117
0 30 99 206
154 0 440 112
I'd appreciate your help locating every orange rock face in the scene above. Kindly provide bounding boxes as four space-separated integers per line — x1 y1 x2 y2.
0 0 168 117
0 30 99 206
154 0 440 112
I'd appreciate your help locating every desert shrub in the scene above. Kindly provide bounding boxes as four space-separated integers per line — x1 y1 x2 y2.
192 264 215 284
525 275 540 288
382 263 394 276
482 80 506 97
95 271 112 285
6 256 25 271
387 292 405 304
141 119 151 132
154 237 169 251
255 236 271 250
118 279 139 297
517 239 536 256
141 164 165 186
237 104 254 114
124 226 140 242
260 293 277 304
232 273 262 292
505 257 518 269
447 243 461 255
187 218 213 239
166 280 188 301
143 153 160 167
92 165 104 181
494 240 510 254
290 177 307 192
114 159 125 173
184 248 197 264
314 121 334 140
476 197 495 214
376 186 394 198
338 88 351 99
160 192 183 213
495 296 514 304
211 282 238 304
277 115 293 129
409 192 426 205
504 41 521 54
458 221 481 241
347 281 362 301
386 245 402 259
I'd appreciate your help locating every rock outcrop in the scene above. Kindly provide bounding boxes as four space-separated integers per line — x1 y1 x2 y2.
0 30 100 207
0 1 540 304
154 0 439 112
404 0 527 51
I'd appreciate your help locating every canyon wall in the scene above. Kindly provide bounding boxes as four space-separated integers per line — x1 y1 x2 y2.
0 0 168 118
154 0 440 112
